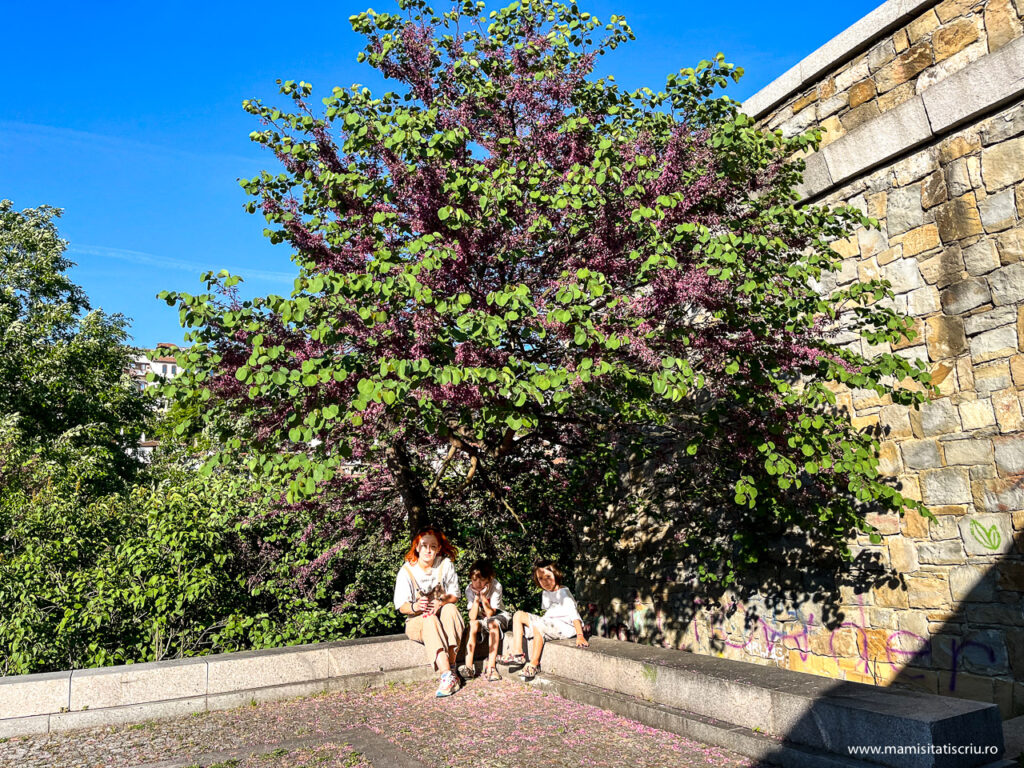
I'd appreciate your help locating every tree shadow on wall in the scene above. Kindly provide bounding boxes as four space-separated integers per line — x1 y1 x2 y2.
574 423 901 654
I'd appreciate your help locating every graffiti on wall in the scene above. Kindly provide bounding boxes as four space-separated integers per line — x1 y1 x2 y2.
581 593 999 692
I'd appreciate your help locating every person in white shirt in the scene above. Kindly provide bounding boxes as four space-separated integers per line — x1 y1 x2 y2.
456 559 512 682
393 527 465 697
497 560 588 680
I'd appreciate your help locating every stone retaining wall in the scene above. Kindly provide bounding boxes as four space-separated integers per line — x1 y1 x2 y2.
0 635 430 738
579 0 1024 718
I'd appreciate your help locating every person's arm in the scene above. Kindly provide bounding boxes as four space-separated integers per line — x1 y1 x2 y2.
573 619 589 647
468 590 481 621
480 585 497 617
395 568 427 616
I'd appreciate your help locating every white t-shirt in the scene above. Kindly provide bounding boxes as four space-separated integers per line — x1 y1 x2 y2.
393 557 459 610
464 580 509 616
541 587 582 624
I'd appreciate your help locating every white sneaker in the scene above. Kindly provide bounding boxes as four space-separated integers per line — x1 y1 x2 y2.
435 671 458 697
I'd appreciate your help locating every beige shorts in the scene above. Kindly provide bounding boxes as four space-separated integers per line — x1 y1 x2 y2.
522 613 575 641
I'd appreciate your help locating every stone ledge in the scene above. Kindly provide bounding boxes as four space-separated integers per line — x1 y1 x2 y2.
743 0 940 120
798 36 1024 200
0 634 427 738
538 637 1004 768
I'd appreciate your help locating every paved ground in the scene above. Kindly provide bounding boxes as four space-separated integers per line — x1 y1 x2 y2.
0 677 770 768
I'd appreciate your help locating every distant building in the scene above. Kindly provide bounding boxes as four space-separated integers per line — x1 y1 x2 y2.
125 343 183 459
126 343 181 392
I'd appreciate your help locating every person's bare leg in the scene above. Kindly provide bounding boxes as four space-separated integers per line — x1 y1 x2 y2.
487 624 501 670
529 628 545 668
467 619 480 661
511 611 528 655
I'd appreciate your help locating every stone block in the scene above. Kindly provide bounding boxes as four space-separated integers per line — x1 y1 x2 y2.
906 575 951 608
983 135 1024 192
930 514 961 539
880 404 914 438
886 184 926 237
206 645 329 695
989 262 1024 304
945 157 973 198
935 193 985 242
921 466 973 504
981 102 1024 146
921 170 948 210
998 227 1024 264
1013 354 1024 385
924 36 1024 134
970 325 1018 363
876 42 934 93
894 149 939 187
980 188 1019 232
943 437 993 465
822 97 933 186
792 89 818 113
964 306 1016 335
925 315 967 360
960 513 1014 555
796 151 832 199
49 696 206 734
917 539 966 563
974 360 1013 393
888 537 919 572
950 564 996 601
781 105 818 139
859 227 889 259
995 436 1024 474
869 38 898 73
940 131 980 164
909 9 941 43
979 476 1024 512
325 636 424 677
883 256 925 293
875 582 911 608
986 0 1023 51
899 223 943 258
919 245 963 287
959 398 997 429
933 17 980 62
918 397 960 435
993 387 1024 432
941 277 991 315
879 80 917 113
0 669 69 719
0 715 48 738
963 239 1001 275
908 285 941 314
902 438 943 468
848 79 878 110
70 658 207 711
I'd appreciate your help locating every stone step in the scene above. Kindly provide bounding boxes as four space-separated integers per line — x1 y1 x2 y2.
536 637 1005 768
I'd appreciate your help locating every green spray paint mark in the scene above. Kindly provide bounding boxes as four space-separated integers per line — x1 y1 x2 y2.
969 519 1001 551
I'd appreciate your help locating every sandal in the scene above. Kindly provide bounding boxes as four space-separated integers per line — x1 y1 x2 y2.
520 663 539 681
497 652 526 667
485 666 502 682
457 664 476 680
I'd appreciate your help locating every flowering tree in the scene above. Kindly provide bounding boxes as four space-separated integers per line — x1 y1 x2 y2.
163 0 930 583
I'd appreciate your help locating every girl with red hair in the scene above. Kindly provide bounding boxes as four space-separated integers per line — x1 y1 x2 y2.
393 526 465 697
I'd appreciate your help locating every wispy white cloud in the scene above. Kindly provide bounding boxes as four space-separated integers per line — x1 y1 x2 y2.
70 243 296 285
0 120 263 167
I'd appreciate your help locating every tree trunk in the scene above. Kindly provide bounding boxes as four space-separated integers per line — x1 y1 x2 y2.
386 441 430 533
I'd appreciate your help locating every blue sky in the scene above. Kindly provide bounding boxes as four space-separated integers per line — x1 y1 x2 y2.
1 0 879 348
